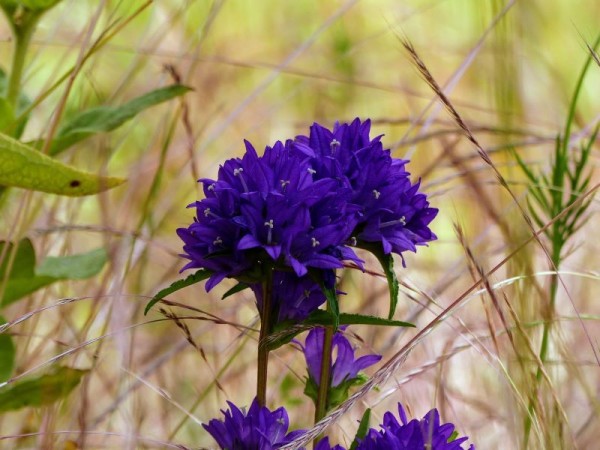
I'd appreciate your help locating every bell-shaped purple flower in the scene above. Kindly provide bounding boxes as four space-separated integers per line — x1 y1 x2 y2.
203 398 305 449
304 327 381 387
293 118 438 260
302 327 381 408
356 403 474 450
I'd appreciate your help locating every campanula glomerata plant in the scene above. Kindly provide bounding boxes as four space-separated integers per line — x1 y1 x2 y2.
148 118 473 449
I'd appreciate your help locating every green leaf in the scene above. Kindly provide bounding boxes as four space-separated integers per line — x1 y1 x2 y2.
0 0 62 13
221 282 249 300
144 269 212 315
0 315 15 382
1 239 108 307
0 239 54 307
0 131 125 196
0 366 87 412
21 0 62 10
350 408 371 450
33 85 192 156
268 311 414 351
36 248 107 279
0 97 16 132
315 311 414 328
0 68 31 139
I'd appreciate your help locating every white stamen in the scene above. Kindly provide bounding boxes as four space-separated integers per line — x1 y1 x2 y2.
350 236 357 246
380 216 407 228
203 207 220 219
280 180 290 191
213 236 223 246
307 168 316 175
207 183 215 191
373 189 381 199
233 167 249 192
264 219 274 244
311 237 320 248
330 139 340 153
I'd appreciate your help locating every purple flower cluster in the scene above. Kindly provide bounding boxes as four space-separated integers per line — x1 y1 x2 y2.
203 399 474 450
178 118 437 294
294 120 438 258
357 403 475 450
203 398 341 450
203 398 303 449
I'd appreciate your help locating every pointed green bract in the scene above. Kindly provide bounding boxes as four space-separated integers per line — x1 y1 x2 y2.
144 269 212 315
322 283 340 329
0 131 125 196
350 408 372 450
0 315 15 382
221 282 249 300
0 366 87 412
376 252 400 319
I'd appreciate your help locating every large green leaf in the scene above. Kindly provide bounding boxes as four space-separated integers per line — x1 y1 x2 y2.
0 315 15 382
0 239 54 307
0 0 62 13
36 248 107 279
144 269 212 315
307 311 414 328
0 366 87 412
31 85 192 156
0 131 124 196
0 239 109 307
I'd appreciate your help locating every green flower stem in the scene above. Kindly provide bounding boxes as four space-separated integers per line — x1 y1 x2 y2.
314 325 333 424
6 17 39 109
256 267 273 407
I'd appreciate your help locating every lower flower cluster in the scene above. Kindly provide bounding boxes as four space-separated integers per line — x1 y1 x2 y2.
204 398 474 450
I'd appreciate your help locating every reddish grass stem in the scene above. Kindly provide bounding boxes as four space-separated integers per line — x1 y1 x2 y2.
256 267 273 406
314 326 333 424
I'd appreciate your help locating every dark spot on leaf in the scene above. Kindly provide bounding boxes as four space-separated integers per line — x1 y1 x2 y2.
70 180 81 188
